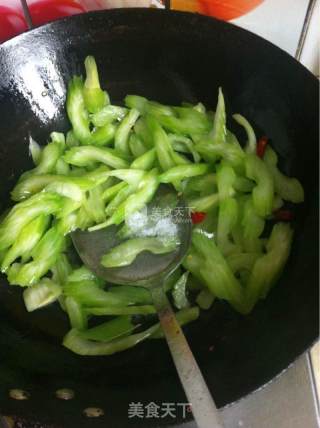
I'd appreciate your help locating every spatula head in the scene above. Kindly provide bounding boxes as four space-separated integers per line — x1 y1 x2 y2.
72 185 192 287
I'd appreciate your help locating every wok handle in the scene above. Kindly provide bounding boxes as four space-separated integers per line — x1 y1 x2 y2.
151 286 224 428
20 0 34 29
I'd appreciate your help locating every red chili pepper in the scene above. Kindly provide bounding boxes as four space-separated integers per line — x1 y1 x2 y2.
0 6 27 43
256 136 268 158
273 209 294 222
28 0 86 27
191 211 207 224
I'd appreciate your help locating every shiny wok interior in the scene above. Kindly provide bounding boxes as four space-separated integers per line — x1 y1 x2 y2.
0 9 318 428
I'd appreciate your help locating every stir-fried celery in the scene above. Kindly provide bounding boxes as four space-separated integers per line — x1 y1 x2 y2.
0 56 304 356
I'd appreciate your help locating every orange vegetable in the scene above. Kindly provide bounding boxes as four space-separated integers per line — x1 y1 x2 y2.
171 0 264 21
199 0 264 20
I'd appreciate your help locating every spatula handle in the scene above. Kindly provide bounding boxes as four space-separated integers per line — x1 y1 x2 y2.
151 286 224 428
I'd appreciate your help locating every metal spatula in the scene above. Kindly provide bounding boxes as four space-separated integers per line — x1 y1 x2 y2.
72 185 224 428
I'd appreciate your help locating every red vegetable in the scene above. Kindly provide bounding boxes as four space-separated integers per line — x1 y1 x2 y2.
256 136 268 158
0 6 27 43
273 209 294 222
28 0 85 27
198 0 263 21
191 211 207 224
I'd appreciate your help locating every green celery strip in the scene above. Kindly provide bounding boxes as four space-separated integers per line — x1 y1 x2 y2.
233 114 256 154
209 87 226 145
65 296 88 330
0 193 62 251
101 237 177 268
78 316 137 342
85 305 156 316
245 223 293 312
245 153 274 217
159 164 209 184
63 146 129 169
114 108 140 156
172 272 190 310
23 278 61 312
192 231 247 314
196 289 215 310
83 56 109 113
1 215 49 272
63 324 159 356
264 146 304 203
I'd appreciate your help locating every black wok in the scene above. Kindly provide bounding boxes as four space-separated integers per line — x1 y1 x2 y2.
0 8 318 428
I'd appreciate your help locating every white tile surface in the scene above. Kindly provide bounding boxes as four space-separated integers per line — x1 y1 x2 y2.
182 353 319 428
232 0 310 56
300 0 320 76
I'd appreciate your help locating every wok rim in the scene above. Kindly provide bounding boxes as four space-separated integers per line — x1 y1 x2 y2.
0 7 318 419
0 7 318 84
